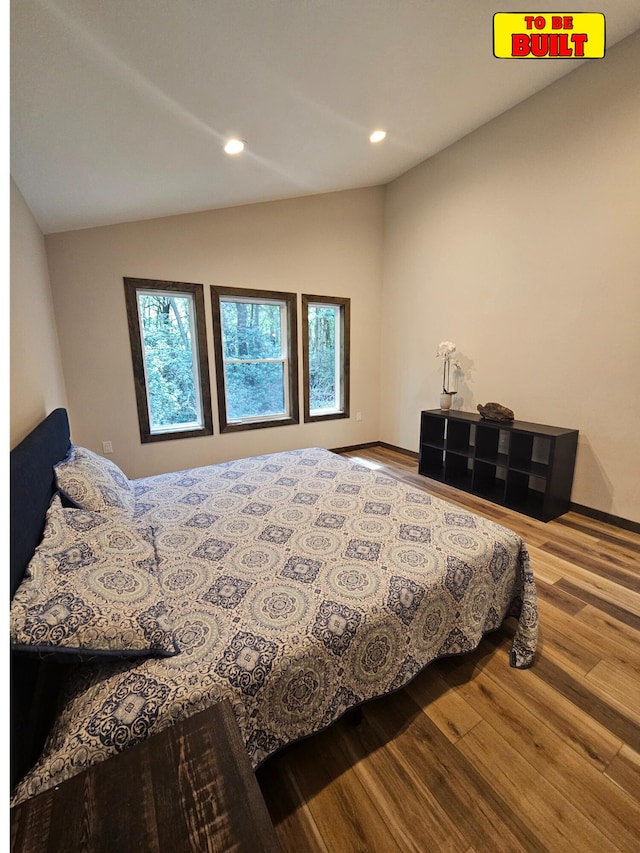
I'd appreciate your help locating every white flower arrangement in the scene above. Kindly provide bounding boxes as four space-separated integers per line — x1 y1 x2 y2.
436 341 460 394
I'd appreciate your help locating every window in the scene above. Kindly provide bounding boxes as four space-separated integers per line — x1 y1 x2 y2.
211 286 299 432
124 278 213 442
302 294 350 422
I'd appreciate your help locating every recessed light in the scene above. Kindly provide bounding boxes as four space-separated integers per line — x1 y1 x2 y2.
369 130 386 143
224 138 245 155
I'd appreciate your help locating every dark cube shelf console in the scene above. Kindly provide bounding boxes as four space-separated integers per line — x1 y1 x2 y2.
419 410 578 521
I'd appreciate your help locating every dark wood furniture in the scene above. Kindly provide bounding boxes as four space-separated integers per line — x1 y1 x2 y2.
419 410 578 521
11 700 282 853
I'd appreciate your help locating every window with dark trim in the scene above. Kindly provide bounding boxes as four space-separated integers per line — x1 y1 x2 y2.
124 278 213 443
211 286 299 432
302 294 350 422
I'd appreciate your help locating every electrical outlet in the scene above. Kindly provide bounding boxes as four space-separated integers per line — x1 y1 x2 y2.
102 441 113 454
356 412 362 422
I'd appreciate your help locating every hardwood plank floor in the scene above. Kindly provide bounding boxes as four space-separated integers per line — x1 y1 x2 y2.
257 445 640 853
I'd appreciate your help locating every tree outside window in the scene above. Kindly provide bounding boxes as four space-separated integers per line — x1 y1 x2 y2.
124 278 213 442
211 286 299 432
302 294 350 422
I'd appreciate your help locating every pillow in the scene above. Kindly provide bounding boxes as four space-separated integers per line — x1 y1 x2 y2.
10 495 177 660
54 445 135 516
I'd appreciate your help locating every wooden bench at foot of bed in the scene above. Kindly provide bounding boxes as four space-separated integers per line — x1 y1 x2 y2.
10 700 281 853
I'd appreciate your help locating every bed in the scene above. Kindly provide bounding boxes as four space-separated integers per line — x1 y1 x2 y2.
10 409 538 805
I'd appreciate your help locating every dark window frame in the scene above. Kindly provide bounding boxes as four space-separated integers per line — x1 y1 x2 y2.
302 294 350 423
124 277 213 443
211 285 299 433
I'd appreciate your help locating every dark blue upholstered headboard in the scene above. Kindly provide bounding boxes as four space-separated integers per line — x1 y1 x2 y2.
10 408 72 790
10 408 71 596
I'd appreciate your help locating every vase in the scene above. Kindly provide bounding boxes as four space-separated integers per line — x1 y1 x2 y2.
440 393 453 411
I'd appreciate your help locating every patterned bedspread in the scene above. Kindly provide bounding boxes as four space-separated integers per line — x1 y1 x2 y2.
13 448 538 803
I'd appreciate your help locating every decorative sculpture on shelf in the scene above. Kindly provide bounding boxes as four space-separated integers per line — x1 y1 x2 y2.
477 402 515 422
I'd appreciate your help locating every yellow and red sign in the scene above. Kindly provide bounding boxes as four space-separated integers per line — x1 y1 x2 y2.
494 13 605 58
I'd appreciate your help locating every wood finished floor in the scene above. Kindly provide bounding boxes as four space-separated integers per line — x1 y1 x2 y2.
256 445 640 853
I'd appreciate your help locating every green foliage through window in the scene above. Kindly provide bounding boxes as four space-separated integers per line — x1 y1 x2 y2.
138 292 202 430
308 305 339 412
302 295 349 422
221 301 282 360
124 277 212 443
220 298 288 421
212 287 298 432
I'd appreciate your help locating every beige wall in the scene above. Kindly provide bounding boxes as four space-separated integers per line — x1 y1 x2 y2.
45 187 384 478
10 178 68 447
380 32 640 522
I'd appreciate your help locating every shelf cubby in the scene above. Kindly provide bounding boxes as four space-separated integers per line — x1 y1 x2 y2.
422 415 446 447
418 410 578 521
444 452 473 489
509 432 551 473
447 419 473 453
473 460 507 503
419 445 445 481
505 471 546 518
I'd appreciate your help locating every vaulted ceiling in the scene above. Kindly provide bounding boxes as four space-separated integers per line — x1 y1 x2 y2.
11 0 640 234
